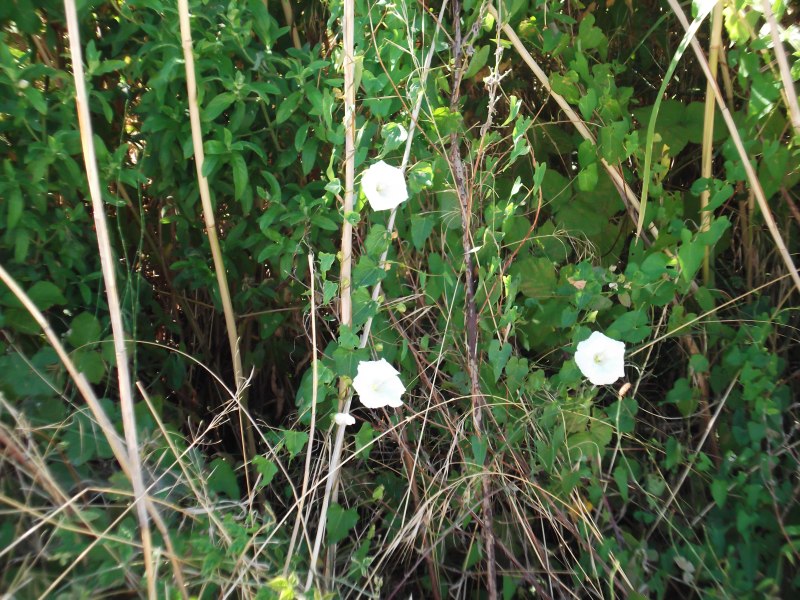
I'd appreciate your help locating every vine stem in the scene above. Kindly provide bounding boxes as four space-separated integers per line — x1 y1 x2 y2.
62 2 155 596
449 1 497 596
305 0 448 590
176 0 257 494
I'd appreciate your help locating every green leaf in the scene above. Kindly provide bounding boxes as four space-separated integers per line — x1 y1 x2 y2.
68 312 102 348
614 464 629 503
252 456 279 488
231 153 248 202
380 122 408 154
203 92 236 121
577 163 598 191
7 185 23 230
711 479 727 508
578 88 597 120
275 92 302 124
578 15 605 50
326 503 358 545
410 215 434 251
488 340 512 382
27 281 67 310
319 252 336 275
208 458 240 499
355 421 375 459
471 434 488 465
463 45 491 80
283 429 309 459
606 309 651 343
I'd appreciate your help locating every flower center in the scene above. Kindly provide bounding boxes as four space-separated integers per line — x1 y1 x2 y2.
375 183 385 194
593 352 606 364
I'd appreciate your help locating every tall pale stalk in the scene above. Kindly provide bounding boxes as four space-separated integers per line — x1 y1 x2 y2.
62 2 155 596
176 0 256 489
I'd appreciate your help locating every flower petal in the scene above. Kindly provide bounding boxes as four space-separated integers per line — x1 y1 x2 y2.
575 331 626 386
361 161 409 211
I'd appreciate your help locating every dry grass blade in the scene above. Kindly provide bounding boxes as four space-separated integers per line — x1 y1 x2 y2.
61 1 155 595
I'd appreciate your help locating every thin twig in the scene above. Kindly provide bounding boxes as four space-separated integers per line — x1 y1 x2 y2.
61 2 155 596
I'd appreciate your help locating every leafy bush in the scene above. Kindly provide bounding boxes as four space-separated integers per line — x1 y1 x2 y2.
1 0 799 597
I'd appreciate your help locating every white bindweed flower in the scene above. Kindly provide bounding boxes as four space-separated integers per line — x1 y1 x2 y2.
334 412 355 427
574 331 626 386
352 358 405 409
361 160 408 211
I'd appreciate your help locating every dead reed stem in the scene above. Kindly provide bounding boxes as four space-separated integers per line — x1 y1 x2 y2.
61 2 155 595
176 0 256 494
486 3 658 243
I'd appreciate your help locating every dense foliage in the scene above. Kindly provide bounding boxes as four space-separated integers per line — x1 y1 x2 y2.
1 0 799 597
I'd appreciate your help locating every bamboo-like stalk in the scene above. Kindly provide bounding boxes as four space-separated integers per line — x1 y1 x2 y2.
285 254 319 574
280 0 303 50
665 0 800 295
486 3 659 242
176 0 256 492
700 0 724 284
761 0 800 136
61 3 156 597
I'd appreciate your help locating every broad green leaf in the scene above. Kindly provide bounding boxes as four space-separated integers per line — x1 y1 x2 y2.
203 93 236 121
463 45 491 80
488 340 512 382
327 503 358 545
231 153 248 202
208 458 240 499
283 429 309 459
68 312 102 348
252 456 279 488
27 281 67 310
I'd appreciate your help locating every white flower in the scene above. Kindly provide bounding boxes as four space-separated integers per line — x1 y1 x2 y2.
361 161 408 211
334 412 356 426
352 358 405 409
574 331 626 386
17 79 30 90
